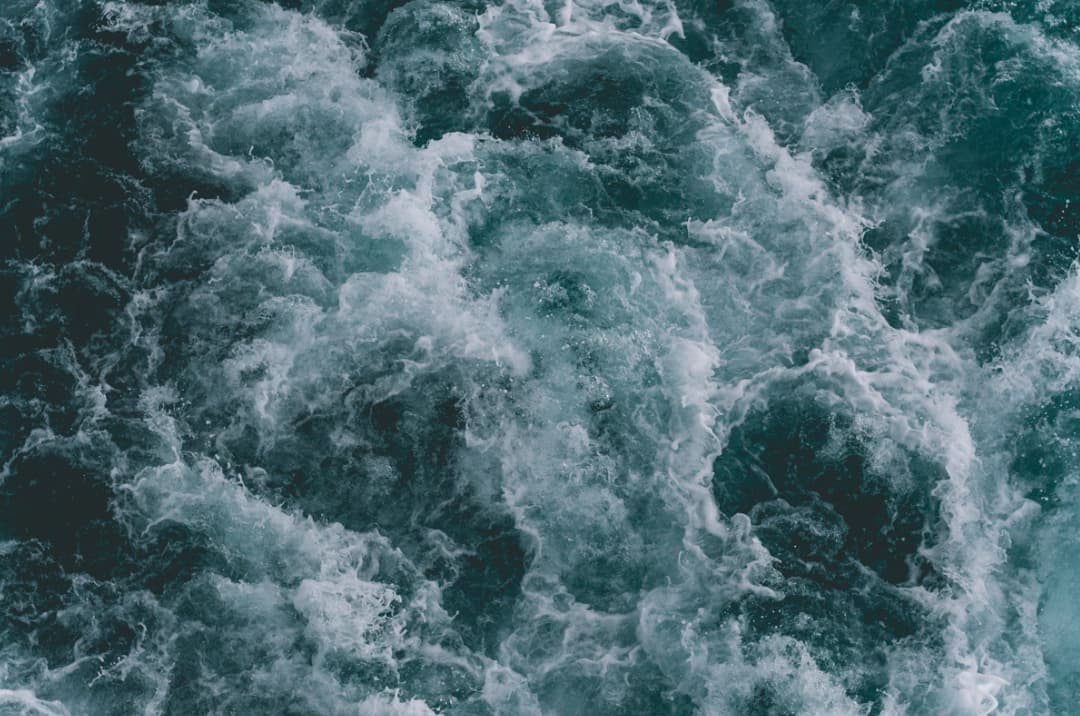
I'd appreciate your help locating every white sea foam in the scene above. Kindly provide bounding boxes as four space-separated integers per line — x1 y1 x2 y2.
3 0 1076 712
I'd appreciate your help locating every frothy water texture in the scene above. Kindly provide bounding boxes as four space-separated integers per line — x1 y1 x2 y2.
2 0 1080 713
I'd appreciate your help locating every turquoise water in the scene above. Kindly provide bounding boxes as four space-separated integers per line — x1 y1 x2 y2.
1 0 1079 713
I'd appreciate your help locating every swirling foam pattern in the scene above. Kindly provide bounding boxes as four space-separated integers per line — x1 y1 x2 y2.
1 0 1078 713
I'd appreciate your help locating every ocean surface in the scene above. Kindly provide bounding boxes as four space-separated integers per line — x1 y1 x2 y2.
2 0 1079 713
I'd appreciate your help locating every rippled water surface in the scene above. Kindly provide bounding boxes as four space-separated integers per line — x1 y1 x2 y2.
3 0 1080 713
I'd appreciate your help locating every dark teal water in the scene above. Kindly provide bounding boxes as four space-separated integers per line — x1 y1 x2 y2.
2 0 1079 713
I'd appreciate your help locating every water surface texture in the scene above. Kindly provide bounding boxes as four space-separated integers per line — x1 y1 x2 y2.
2 0 1080 713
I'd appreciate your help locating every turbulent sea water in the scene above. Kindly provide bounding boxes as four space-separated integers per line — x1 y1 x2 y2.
4 0 1080 713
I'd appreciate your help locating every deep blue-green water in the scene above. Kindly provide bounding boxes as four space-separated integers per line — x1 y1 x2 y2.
2 0 1080 713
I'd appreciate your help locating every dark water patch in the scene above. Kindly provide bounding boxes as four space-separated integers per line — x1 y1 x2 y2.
485 44 707 148
1008 391 1080 510
771 0 967 92
813 11 1080 366
0 439 130 577
715 398 944 586
480 47 729 239
376 1 483 144
196 369 531 654
713 396 946 705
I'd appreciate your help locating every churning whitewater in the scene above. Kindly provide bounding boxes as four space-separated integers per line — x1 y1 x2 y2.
2 0 1080 713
